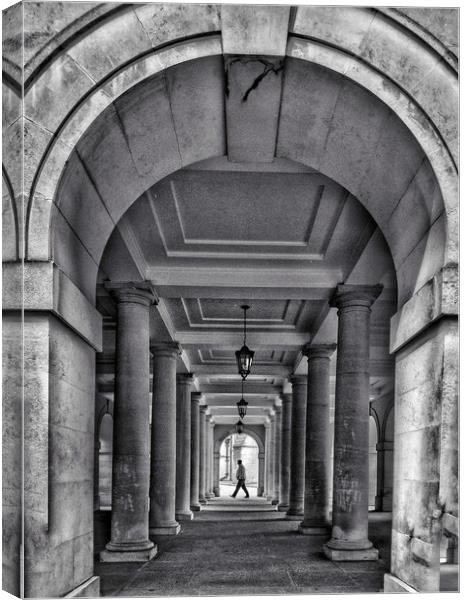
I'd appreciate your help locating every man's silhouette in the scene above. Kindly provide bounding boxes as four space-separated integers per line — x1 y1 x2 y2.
230 459 249 498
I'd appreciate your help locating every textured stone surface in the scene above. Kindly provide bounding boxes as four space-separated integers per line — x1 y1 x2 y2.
287 376 307 517
2 314 22 596
300 345 335 532
102 286 155 560
327 286 381 557
149 343 181 535
389 317 457 591
175 374 194 520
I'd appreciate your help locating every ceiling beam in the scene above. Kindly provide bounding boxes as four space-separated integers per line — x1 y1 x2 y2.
148 265 341 290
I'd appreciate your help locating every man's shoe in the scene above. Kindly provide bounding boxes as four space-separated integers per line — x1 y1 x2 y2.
230 494 235 498
245 496 249 499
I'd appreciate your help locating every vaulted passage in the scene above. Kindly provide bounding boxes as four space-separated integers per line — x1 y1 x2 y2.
2 3 458 598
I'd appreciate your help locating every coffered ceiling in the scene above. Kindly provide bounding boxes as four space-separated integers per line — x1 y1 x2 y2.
97 157 396 424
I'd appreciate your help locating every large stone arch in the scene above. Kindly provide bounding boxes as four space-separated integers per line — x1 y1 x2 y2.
3 5 458 597
16 7 455 309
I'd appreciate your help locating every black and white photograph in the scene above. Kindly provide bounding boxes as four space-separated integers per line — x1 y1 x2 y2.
1 1 459 598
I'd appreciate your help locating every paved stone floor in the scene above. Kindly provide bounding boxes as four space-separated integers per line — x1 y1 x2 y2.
95 497 393 597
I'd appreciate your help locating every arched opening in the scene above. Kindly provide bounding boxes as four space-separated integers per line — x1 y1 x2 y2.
219 433 259 498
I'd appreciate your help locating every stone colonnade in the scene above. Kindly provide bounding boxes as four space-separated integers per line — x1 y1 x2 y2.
99 282 403 565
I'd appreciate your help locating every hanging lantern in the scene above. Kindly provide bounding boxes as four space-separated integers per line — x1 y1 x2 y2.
235 304 254 379
235 420 244 434
236 392 248 420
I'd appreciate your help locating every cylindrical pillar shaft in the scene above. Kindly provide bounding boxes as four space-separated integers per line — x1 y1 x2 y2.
278 393 292 512
299 344 336 535
199 406 208 504
273 406 282 504
213 451 220 496
101 283 156 562
175 373 194 521
205 418 214 498
258 452 265 497
190 392 202 511
287 375 307 519
149 342 182 535
323 284 382 561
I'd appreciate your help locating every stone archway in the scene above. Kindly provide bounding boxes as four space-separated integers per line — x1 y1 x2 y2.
3 5 457 597
214 425 266 497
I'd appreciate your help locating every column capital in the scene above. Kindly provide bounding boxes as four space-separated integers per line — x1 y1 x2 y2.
274 404 282 415
177 372 195 385
302 343 337 360
329 284 383 311
150 341 182 358
191 392 204 405
105 280 158 306
289 374 307 386
199 405 208 414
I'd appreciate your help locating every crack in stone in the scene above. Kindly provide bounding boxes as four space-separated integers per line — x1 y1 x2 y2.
224 57 283 102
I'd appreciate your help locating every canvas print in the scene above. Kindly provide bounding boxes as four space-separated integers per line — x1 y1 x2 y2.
2 1 459 598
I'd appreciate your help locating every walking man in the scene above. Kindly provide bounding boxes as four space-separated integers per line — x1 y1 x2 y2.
230 459 249 498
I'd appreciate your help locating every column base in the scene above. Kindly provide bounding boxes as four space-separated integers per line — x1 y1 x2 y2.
150 523 180 535
323 540 379 561
100 544 157 563
64 576 100 597
205 492 214 499
277 503 289 512
271 499 279 505
176 510 193 521
383 574 418 593
298 523 330 535
191 504 202 511
199 498 207 505
286 513 304 521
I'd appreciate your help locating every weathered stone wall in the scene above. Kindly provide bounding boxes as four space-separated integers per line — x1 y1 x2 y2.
2 313 22 596
23 314 96 597
387 317 457 592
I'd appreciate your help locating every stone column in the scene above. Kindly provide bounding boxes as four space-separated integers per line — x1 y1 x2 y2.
264 421 272 499
213 450 220 496
199 406 208 504
205 417 214 498
190 392 202 512
278 393 292 512
175 373 194 521
224 438 231 480
287 375 307 519
149 342 182 535
299 344 336 535
272 405 282 504
257 451 265 497
100 283 156 562
323 284 382 561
